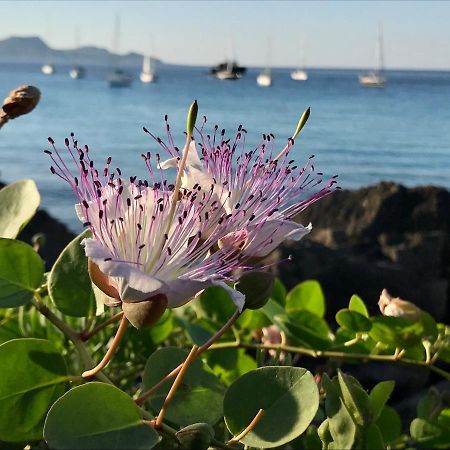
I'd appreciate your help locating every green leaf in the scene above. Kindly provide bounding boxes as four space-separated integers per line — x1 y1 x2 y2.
276 311 332 350
337 371 372 427
195 286 236 325
322 374 356 450
376 406 402 444
143 347 225 426
363 423 384 450
369 381 395 420
44 382 159 449
223 366 319 448
410 417 442 442
204 348 257 385
48 231 95 317
237 308 271 331
178 317 213 346
336 309 372 333
271 277 287 305
148 309 174 345
349 294 369 317
286 280 325 318
0 180 40 239
0 338 68 442
0 239 44 307
370 316 425 348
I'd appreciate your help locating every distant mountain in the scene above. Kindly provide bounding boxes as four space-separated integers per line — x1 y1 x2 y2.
0 36 161 66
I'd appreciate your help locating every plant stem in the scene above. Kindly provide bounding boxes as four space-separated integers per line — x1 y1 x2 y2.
155 345 198 427
31 296 113 384
135 309 241 405
82 315 129 379
206 341 450 381
80 311 124 341
228 409 265 444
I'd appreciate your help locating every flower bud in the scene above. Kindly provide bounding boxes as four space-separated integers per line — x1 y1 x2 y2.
121 294 168 329
235 271 275 310
378 288 422 321
2 85 41 120
175 423 215 450
186 100 198 135
292 107 310 140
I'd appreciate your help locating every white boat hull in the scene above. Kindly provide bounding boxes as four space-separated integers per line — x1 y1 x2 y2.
215 70 241 80
291 69 308 81
42 64 55 75
140 71 156 83
257 73 272 87
359 73 385 87
69 67 86 79
109 70 132 88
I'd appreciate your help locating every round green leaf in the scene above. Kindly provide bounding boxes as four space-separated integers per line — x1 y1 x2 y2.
196 286 236 325
0 238 44 307
143 347 225 426
349 294 369 317
286 280 325 318
224 366 319 448
0 180 40 239
336 309 372 333
44 382 160 449
0 338 68 442
48 231 95 317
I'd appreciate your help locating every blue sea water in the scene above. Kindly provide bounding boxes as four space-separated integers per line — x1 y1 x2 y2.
1 62 449 231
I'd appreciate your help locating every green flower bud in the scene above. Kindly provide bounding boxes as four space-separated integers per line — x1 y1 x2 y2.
122 294 168 329
176 423 215 450
292 107 310 140
235 271 275 310
186 100 198 135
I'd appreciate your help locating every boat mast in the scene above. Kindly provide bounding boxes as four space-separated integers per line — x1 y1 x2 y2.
377 23 384 75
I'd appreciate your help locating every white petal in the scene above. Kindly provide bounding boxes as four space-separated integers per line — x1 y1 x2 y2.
164 278 210 308
159 157 178 170
244 220 312 257
213 281 246 312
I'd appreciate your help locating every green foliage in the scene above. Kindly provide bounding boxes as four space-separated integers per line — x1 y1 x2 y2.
142 347 225 426
0 338 68 443
223 366 319 448
348 294 369 317
48 230 95 317
44 382 160 449
286 279 325 317
336 309 372 333
175 423 214 450
0 179 40 239
0 239 44 307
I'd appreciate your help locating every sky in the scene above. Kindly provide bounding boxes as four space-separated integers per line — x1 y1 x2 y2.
1 1 450 70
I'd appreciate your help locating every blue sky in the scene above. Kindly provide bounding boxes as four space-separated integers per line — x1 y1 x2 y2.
1 1 450 69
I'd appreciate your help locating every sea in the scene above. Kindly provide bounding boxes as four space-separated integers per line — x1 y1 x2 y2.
1 62 449 231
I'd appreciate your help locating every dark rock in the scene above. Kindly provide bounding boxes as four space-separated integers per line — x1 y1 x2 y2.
276 182 450 322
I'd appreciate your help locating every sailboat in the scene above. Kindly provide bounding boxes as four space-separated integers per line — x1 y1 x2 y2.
41 63 55 75
211 39 246 80
69 26 86 79
291 39 308 81
257 38 272 87
140 55 156 83
108 15 132 88
359 24 385 88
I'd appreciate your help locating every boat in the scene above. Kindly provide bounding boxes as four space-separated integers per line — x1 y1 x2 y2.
291 39 308 81
211 61 246 80
257 39 272 87
291 69 308 81
109 69 132 88
69 27 86 79
41 63 55 75
140 55 157 83
69 65 86 79
359 24 385 88
108 14 132 88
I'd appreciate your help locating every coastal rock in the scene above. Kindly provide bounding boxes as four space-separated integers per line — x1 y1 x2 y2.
276 182 450 322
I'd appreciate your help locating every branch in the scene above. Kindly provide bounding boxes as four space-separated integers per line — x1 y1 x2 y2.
207 341 450 381
135 308 241 405
31 296 113 384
